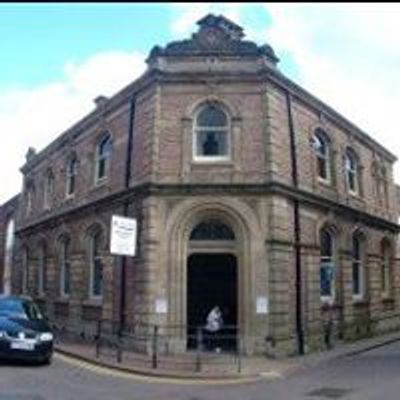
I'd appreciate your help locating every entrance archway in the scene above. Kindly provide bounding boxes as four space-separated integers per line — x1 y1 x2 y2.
186 219 238 351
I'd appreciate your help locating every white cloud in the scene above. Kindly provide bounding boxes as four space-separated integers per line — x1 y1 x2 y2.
0 50 145 204
264 4 400 179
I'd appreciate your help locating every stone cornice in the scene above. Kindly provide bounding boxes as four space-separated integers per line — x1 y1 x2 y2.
16 182 400 236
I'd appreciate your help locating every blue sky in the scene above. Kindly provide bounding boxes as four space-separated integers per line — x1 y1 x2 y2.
0 3 399 203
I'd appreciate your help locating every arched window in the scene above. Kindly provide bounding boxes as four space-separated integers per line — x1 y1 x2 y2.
193 103 230 161
352 233 364 299
320 228 335 301
66 156 77 197
38 243 46 296
345 148 359 194
3 219 14 294
59 237 71 297
43 170 54 210
95 134 112 182
190 220 235 241
313 129 331 182
380 239 391 296
89 230 103 299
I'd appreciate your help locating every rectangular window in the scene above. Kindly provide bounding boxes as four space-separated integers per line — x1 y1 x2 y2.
352 261 361 296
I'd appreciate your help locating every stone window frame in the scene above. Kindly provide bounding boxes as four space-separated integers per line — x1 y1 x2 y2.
344 147 361 196
88 227 104 301
58 235 71 299
319 226 337 304
351 230 366 301
94 132 112 184
192 101 232 163
312 128 332 185
65 153 78 198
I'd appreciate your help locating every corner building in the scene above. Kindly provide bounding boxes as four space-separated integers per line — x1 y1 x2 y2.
14 15 400 356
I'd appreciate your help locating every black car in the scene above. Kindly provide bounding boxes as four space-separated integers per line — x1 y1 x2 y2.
0 295 53 364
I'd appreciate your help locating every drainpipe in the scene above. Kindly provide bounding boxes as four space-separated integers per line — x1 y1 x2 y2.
285 90 304 355
119 95 136 335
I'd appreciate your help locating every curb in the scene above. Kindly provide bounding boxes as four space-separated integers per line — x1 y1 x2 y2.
54 346 263 383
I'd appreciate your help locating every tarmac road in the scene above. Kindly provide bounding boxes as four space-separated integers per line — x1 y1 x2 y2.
1 340 400 400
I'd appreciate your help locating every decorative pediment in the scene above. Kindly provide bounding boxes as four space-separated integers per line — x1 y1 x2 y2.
147 13 279 64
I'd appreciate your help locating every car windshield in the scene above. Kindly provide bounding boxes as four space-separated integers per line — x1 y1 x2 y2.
0 298 43 320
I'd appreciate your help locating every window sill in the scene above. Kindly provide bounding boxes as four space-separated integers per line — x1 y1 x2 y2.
191 158 233 165
83 299 103 308
317 177 333 188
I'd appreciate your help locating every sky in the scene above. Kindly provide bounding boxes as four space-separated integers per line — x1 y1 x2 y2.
1 3 400 204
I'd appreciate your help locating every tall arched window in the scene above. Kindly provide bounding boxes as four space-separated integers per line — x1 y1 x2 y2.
313 129 331 182
345 148 359 194
193 103 230 161
38 243 46 296
59 237 71 297
3 219 15 294
43 170 54 210
89 230 103 299
66 156 77 197
352 233 364 299
95 134 112 182
320 228 335 301
380 239 391 297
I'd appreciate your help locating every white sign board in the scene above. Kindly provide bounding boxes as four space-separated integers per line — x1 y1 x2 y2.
110 215 137 256
155 298 168 314
256 296 269 314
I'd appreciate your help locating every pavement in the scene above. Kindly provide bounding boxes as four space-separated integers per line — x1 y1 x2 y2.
54 329 400 382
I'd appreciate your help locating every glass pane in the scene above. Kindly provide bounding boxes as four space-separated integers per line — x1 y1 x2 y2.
352 236 360 259
348 171 356 191
190 220 235 240
98 159 106 179
99 136 111 157
320 230 332 257
320 261 334 297
317 156 327 179
93 259 103 296
352 262 360 295
197 131 227 156
197 104 227 127
64 261 71 295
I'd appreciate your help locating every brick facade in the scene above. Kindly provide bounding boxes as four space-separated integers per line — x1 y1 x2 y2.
7 15 400 356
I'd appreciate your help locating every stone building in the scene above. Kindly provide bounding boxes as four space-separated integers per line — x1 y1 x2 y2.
8 14 400 356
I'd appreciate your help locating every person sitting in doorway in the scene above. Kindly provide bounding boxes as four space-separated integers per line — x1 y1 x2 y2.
204 305 223 352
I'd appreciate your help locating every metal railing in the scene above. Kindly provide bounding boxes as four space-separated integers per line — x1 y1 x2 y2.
53 320 245 374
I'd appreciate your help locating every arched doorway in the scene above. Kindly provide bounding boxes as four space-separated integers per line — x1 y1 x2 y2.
186 219 238 351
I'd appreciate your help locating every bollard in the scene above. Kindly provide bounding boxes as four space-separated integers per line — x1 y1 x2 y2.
152 325 158 369
195 327 203 373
